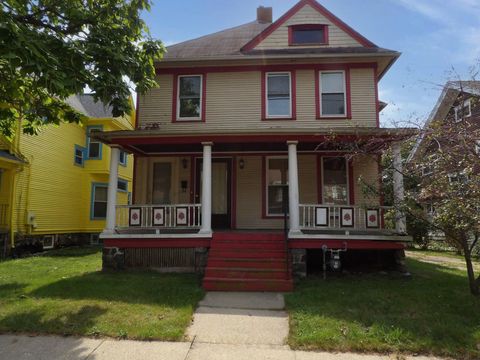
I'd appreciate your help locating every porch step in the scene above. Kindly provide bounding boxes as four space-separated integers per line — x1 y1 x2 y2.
205 267 288 280
203 231 293 292
203 277 294 292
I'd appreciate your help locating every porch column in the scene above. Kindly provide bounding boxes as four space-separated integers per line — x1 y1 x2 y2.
392 142 407 234
287 141 301 235
200 142 213 234
104 146 120 234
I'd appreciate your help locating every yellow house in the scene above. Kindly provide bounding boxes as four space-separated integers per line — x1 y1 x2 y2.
0 94 134 256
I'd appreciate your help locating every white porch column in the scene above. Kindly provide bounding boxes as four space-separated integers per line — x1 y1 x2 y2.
287 141 301 235
199 142 213 234
392 142 407 234
104 146 120 234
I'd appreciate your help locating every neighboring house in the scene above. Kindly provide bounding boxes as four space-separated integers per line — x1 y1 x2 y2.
408 81 480 242
96 0 413 291
0 94 134 257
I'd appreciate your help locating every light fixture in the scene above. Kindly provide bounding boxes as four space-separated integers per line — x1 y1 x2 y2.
182 158 188 169
239 158 245 169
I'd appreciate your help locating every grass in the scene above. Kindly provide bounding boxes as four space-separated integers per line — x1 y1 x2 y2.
285 258 480 359
0 247 204 341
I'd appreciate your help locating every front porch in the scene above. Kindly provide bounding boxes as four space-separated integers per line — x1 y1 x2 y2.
97 130 411 288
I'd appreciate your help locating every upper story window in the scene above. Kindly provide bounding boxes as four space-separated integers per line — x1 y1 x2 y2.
177 75 203 121
319 71 347 117
74 145 85 167
119 151 127 166
266 72 292 118
86 126 102 159
289 24 328 46
454 98 471 122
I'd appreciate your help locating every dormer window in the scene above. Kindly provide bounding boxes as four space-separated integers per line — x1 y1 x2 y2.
454 98 471 122
289 24 328 46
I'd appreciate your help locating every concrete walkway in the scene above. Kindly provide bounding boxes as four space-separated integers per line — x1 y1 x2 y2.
0 292 446 359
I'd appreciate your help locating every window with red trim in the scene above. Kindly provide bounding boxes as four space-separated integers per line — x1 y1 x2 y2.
319 71 347 117
289 24 328 46
176 75 203 121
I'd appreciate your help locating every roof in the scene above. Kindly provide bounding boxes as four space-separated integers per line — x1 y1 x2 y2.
165 21 270 60
407 81 480 162
0 150 25 164
66 94 115 119
162 0 399 65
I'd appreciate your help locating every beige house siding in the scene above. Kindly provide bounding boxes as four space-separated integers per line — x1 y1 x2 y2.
254 4 361 50
138 67 377 132
352 154 380 206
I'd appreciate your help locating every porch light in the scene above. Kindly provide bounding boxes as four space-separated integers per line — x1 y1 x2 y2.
182 158 188 169
239 159 245 169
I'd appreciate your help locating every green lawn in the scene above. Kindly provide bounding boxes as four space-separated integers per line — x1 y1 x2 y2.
0 247 204 341
285 258 480 360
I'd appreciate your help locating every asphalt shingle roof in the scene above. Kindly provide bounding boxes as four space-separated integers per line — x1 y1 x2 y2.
66 94 114 118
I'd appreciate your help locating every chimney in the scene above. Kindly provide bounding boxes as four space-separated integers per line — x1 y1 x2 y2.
257 6 273 24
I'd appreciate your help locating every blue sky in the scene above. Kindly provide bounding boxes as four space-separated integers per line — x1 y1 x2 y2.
142 0 480 127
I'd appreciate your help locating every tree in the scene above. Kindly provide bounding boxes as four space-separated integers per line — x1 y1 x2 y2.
407 82 480 295
0 0 164 137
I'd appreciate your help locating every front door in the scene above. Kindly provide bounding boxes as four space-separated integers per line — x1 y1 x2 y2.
196 158 232 229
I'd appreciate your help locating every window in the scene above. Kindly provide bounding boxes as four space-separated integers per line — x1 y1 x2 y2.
319 71 347 117
266 157 288 216
266 72 292 118
289 24 327 45
322 157 348 205
74 145 85 166
177 75 203 120
91 183 108 219
152 162 172 204
475 140 480 155
87 126 102 159
117 179 128 192
119 151 127 166
454 98 471 122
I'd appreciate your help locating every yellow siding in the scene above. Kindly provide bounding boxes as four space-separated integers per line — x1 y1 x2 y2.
254 4 361 50
139 68 377 131
12 118 133 238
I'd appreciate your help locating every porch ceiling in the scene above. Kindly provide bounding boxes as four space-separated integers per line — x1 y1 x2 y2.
92 128 417 155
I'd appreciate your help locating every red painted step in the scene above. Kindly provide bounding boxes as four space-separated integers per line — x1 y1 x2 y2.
203 278 294 292
208 249 287 259
213 232 285 241
205 267 288 280
207 258 287 270
212 241 285 250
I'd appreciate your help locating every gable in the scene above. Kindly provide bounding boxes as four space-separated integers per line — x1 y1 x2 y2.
243 0 375 52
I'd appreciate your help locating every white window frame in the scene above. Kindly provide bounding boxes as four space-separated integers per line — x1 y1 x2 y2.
265 156 289 216
177 74 203 121
319 70 347 118
42 235 56 250
321 156 350 205
454 98 471 122
475 140 480 155
265 72 292 119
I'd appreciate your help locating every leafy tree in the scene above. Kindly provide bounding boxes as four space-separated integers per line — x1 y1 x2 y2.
0 0 164 137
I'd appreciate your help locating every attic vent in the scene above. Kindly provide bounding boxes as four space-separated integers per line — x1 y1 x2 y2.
257 6 272 23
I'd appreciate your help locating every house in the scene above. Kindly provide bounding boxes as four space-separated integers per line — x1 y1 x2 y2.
408 81 480 243
96 0 414 291
0 94 134 257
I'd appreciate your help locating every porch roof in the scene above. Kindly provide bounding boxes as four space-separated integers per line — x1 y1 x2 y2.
92 127 417 155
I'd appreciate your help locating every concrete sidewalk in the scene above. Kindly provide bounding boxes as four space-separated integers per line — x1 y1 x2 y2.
0 334 445 360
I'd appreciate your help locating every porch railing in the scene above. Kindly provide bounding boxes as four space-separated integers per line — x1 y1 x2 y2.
0 204 9 228
299 204 395 232
116 204 201 230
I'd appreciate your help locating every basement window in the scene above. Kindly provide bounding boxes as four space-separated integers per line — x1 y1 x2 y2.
289 24 328 45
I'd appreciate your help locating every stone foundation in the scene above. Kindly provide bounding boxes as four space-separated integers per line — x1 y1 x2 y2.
102 247 125 271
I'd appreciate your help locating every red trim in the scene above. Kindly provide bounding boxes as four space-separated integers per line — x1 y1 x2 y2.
348 158 355 205
289 239 405 250
232 156 237 229
317 155 322 203
103 238 211 248
132 156 138 204
157 63 377 75
189 155 195 203
316 68 352 120
134 94 140 130
288 24 329 46
261 70 297 121
241 0 376 52
172 73 207 123
374 70 380 128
